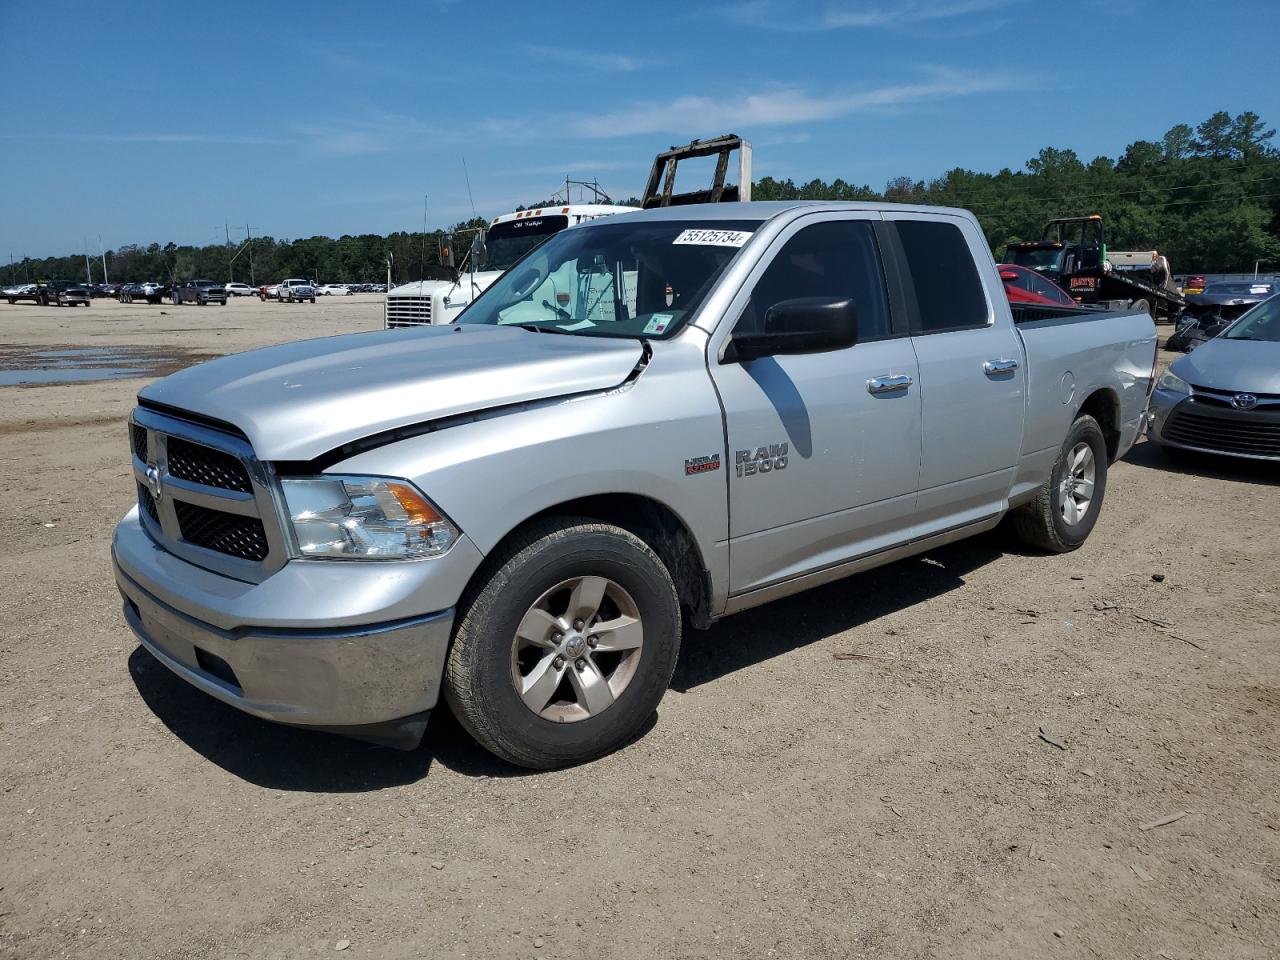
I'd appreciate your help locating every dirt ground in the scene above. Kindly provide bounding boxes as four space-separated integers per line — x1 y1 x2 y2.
1 296 1276 960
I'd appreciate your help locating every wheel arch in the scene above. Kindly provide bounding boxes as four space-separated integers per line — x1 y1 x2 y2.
1076 387 1121 462
463 493 716 630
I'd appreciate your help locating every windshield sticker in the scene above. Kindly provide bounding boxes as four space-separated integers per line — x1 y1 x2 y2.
642 313 673 335
673 229 753 248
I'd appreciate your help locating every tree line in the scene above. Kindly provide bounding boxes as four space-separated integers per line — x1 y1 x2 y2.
9 110 1278 286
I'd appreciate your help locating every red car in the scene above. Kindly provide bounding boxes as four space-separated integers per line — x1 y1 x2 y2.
999 263 1076 307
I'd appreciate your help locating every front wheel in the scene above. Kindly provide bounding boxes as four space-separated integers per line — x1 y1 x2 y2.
1010 414 1109 552
310 297 316 304
444 518 681 769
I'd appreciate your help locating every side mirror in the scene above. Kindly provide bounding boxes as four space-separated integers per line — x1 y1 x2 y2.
723 297 858 363
470 230 488 269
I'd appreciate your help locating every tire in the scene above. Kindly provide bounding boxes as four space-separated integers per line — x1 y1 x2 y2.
6 298 13 304
1011 414 1109 553
444 518 682 769
310 297 316 304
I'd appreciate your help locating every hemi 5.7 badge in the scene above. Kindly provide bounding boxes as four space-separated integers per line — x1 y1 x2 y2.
684 454 721 476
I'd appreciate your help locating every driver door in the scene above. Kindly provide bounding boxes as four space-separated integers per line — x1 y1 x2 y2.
708 213 922 596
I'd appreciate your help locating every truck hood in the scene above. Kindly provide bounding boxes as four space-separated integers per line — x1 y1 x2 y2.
1172 337 1280 393
140 325 644 461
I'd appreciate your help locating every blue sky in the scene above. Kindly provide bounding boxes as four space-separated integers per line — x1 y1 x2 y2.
2 0 1277 258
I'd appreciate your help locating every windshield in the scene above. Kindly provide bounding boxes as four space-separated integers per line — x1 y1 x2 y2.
485 215 569 273
1007 247 1064 271
1221 293 1280 342
1203 282 1274 296
458 218 761 339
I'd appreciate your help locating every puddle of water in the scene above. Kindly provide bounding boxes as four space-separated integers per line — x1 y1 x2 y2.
0 367 148 386
0 344 205 387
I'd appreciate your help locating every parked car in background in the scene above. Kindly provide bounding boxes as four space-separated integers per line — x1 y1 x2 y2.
318 283 352 296
998 263 1076 307
1182 275 1206 295
113 200 1157 768
4 283 41 304
278 278 316 303
225 282 256 297
1149 292 1280 461
1166 281 1276 351
172 280 228 306
259 284 279 300
44 281 92 307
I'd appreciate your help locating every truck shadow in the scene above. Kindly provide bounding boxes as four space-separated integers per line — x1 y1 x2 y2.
128 647 439 789
1122 437 1279 487
129 531 1013 789
671 533 1008 692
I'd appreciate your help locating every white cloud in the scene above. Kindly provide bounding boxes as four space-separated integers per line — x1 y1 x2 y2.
570 68 1013 138
716 0 1018 31
1 132 288 145
518 44 647 72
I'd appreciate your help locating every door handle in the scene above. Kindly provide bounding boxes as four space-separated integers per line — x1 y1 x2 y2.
983 359 1020 376
866 374 913 395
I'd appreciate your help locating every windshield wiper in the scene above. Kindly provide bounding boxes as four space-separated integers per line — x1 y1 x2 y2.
518 323 570 335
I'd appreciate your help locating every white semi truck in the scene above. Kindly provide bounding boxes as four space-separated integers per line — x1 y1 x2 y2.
385 204 635 328
385 135 755 329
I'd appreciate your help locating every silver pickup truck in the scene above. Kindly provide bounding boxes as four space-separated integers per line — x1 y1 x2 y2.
112 201 1157 768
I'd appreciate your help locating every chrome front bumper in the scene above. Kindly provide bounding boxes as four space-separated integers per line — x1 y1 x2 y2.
112 506 483 742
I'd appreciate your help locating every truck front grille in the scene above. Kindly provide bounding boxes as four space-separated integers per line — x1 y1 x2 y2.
131 422 148 461
130 409 287 582
137 482 160 523
174 501 269 561
167 436 253 492
386 295 432 328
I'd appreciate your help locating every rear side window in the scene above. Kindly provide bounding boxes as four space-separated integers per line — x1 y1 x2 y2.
896 219 989 333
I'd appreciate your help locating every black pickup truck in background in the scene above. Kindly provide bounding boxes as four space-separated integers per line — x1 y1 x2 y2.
36 281 92 306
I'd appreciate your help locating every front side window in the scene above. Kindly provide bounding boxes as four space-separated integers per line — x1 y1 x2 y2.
458 218 760 339
896 219 989 333
737 219 891 340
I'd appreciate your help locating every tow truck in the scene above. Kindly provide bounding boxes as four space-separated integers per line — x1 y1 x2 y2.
1003 215 1183 322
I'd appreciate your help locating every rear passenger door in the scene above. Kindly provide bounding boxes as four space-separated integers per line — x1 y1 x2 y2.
709 212 923 596
882 212 1026 532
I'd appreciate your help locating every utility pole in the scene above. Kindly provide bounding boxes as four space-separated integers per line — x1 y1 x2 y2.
83 238 93 284
246 224 256 286
421 194 428 282
226 223 232 281
386 252 393 293
99 235 108 285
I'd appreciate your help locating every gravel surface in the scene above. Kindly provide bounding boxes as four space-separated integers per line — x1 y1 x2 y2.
1 297 1276 959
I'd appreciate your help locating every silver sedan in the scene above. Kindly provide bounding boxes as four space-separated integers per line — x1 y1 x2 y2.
1148 292 1280 460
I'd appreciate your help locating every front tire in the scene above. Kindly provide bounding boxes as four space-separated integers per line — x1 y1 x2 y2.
444 518 681 769
1011 414 1109 552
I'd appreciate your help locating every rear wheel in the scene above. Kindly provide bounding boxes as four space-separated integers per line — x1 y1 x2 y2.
1011 414 1108 553
445 518 681 769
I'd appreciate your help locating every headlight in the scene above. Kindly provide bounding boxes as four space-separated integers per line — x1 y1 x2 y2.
280 475 459 560
1157 369 1192 396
